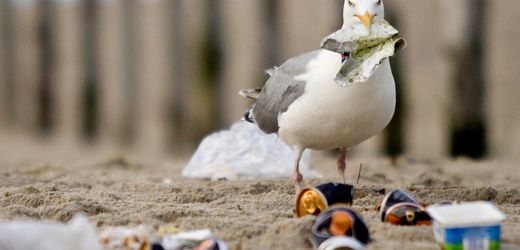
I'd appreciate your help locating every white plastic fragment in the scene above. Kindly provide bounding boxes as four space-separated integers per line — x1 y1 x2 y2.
0 215 101 250
426 202 506 249
182 121 315 180
160 229 228 250
321 19 407 86
318 236 366 250
321 19 400 53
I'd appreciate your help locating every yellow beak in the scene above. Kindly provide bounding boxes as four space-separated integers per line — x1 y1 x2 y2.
355 11 374 28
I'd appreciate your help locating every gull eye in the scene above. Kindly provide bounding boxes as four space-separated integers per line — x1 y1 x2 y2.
348 0 355 7
376 0 382 6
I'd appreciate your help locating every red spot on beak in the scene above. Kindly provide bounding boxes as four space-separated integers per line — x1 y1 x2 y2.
341 52 350 63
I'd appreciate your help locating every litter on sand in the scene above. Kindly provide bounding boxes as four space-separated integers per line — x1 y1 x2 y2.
0 215 228 250
427 202 506 250
99 226 228 250
317 236 366 250
311 206 370 250
295 182 354 217
156 229 228 250
182 121 315 180
0 215 101 250
379 189 432 226
292 182 508 250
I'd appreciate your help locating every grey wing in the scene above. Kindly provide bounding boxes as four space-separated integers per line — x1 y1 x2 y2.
252 50 321 134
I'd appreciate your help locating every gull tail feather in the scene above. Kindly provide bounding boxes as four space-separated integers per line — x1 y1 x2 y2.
242 105 255 124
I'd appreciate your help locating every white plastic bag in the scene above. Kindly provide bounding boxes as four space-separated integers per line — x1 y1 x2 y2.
0 215 101 250
182 121 314 180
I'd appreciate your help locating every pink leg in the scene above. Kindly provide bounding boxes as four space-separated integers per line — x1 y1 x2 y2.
337 147 347 183
292 147 305 192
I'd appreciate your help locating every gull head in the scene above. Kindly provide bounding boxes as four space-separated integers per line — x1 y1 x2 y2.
343 0 385 34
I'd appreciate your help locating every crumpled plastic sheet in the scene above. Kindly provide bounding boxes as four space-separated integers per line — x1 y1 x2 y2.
182 121 316 180
0 215 229 250
0 215 101 250
158 229 227 250
321 19 407 86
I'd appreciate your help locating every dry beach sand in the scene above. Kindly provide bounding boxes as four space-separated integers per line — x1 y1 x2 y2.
0 142 519 249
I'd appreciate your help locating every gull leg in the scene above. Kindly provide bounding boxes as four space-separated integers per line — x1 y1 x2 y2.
337 147 347 183
292 147 305 192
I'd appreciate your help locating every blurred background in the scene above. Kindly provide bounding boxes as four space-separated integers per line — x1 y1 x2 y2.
0 0 518 162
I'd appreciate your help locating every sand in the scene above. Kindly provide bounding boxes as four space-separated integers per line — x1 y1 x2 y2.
0 143 519 249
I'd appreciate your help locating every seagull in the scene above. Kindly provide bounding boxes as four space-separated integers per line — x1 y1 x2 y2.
240 0 395 191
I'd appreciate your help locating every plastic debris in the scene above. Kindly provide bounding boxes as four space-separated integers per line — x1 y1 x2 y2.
156 229 228 250
182 121 314 180
321 19 400 53
321 19 407 86
0 215 101 250
427 202 506 250
98 225 152 250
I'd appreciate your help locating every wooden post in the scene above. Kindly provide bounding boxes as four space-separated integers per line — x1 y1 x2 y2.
11 0 41 134
133 0 171 155
0 1 16 134
487 0 520 159
0 4 6 132
96 0 126 147
440 0 487 158
51 0 84 142
219 0 267 126
353 137 384 158
393 0 450 160
277 0 340 59
172 0 207 149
